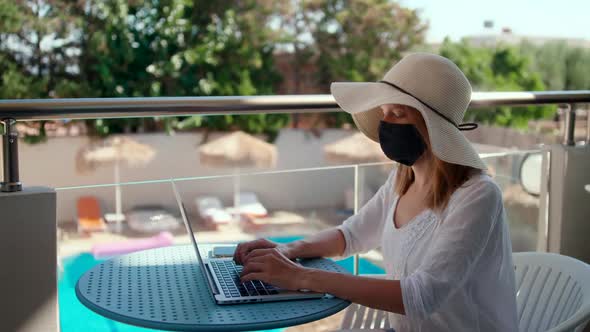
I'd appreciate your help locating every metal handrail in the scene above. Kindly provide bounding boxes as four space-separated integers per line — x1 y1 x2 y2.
0 90 589 120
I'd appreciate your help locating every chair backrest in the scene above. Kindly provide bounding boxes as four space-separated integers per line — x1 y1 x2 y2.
514 252 590 332
77 196 101 219
340 254 590 332
340 274 391 330
340 302 391 330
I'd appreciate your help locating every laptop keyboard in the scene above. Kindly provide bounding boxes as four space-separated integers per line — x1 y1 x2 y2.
210 260 280 298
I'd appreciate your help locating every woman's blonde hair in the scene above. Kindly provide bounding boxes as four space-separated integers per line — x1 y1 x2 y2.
394 157 479 212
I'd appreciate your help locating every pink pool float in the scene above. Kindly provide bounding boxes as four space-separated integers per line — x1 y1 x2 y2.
91 231 174 259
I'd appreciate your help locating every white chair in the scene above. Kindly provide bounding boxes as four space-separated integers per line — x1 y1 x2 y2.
514 252 590 332
340 302 392 330
340 274 391 330
339 253 590 332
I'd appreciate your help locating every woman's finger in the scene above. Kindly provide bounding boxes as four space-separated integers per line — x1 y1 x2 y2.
235 239 275 264
241 262 265 276
245 255 270 265
233 243 245 263
238 241 260 263
235 243 250 264
244 248 273 262
241 243 255 262
241 272 266 283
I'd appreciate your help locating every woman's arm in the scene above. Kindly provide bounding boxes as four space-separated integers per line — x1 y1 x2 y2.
236 170 396 265
234 228 346 264
282 228 346 259
302 269 405 314
240 247 405 314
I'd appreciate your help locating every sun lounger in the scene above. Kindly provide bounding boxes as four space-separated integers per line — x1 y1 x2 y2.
234 192 268 218
239 210 306 233
126 205 181 233
77 196 107 234
195 196 233 225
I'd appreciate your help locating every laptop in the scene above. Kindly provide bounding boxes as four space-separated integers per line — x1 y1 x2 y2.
171 181 325 304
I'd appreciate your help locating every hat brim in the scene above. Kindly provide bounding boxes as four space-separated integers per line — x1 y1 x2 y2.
331 82 487 170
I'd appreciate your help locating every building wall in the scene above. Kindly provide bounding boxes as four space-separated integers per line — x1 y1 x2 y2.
1 129 389 223
0 125 555 224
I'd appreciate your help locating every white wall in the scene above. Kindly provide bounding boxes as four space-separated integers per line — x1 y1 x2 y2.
0 129 391 223
1 126 535 224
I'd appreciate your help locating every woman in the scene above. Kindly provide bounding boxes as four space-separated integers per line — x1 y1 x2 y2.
234 53 518 331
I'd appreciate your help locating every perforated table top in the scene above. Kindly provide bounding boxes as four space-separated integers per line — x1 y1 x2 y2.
76 245 350 331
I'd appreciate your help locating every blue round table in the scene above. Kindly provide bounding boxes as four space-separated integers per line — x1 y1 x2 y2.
76 245 350 331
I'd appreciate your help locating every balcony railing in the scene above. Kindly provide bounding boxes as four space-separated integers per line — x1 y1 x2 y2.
2 91 590 332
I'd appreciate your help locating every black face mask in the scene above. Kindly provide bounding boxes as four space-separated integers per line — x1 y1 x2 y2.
378 121 427 166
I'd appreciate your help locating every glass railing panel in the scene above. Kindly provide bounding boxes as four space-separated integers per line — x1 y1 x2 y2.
5 94 586 332
171 165 356 250
55 165 360 332
171 168 359 332
481 149 547 252
56 180 183 258
56 180 180 332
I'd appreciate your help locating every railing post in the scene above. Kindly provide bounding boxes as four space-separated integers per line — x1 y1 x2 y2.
0 119 58 331
353 165 359 275
1 118 22 192
537 148 551 252
562 104 576 146
545 130 590 263
0 186 57 331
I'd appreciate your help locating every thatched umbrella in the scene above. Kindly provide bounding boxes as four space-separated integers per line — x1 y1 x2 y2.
198 131 277 217
324 132 387 164
199 131 277 168
324 132 392 214
76 136 156 231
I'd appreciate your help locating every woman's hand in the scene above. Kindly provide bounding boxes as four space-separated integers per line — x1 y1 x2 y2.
233 238 295 265
240 248 308 291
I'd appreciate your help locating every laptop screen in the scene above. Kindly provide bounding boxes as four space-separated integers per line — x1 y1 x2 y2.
171 181 206 267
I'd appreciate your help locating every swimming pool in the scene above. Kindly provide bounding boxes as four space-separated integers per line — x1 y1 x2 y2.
58 236 384 331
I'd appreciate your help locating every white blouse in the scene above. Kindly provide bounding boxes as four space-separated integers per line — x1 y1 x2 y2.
337 169 519 332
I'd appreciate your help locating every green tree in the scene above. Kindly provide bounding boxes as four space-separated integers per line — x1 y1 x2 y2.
521 41 590 91
440 39 554 128
310 0 427 83
0 0 88 143
79 0 289 140
0 0 291 142
270 1 317 128
303 0 428 126
0 0 85 98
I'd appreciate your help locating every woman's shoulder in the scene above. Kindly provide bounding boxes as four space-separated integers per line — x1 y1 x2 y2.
462 171 501 191
449 171 503 209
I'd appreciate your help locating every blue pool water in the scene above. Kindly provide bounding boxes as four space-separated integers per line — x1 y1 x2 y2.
58 236 384 331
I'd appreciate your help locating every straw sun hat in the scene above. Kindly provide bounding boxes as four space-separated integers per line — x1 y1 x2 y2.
330 52 486 170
